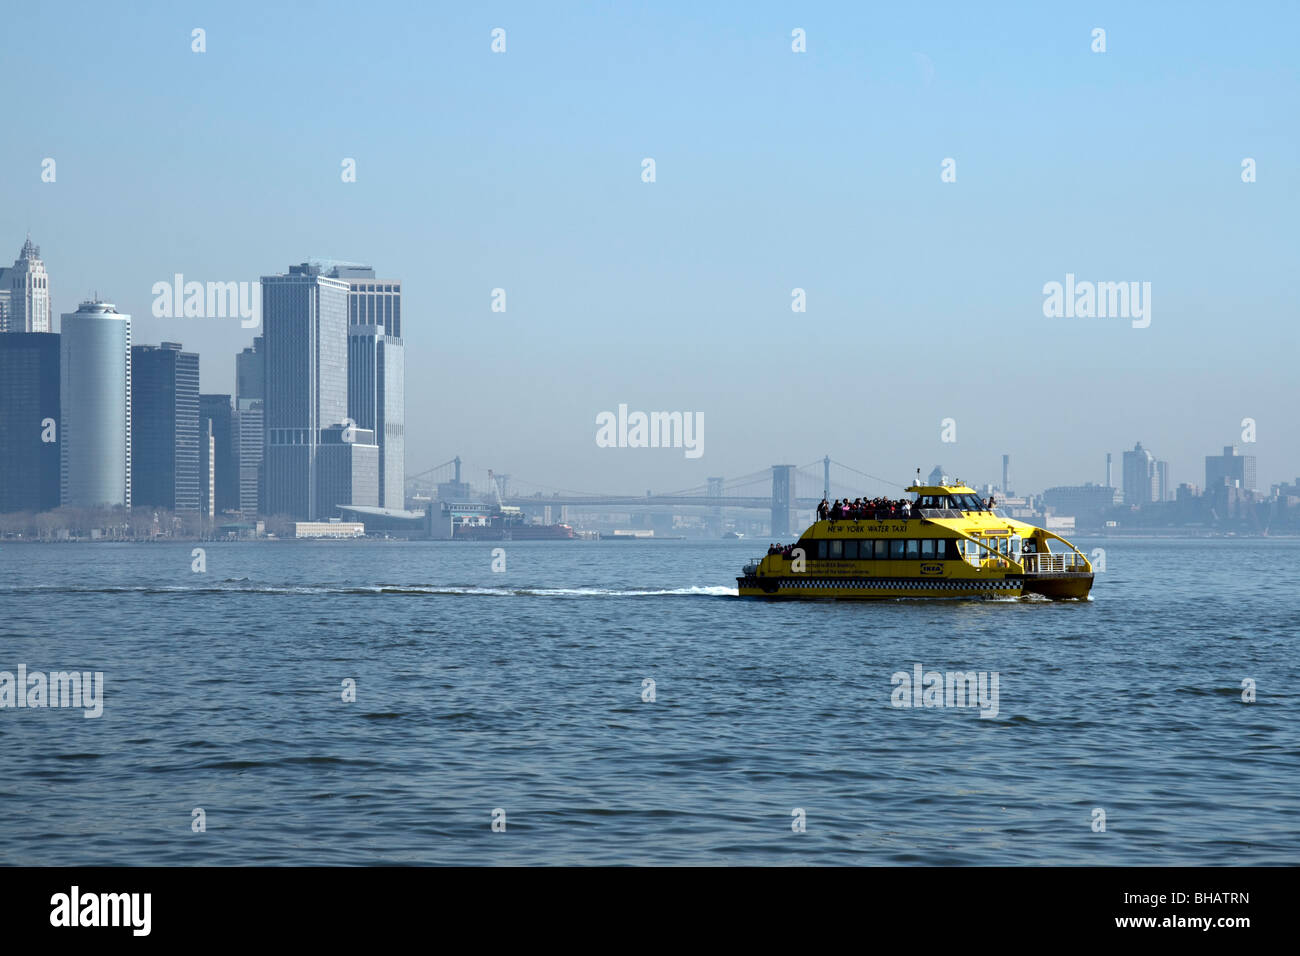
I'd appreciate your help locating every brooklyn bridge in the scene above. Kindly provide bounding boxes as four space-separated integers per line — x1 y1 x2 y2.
405 457 923 536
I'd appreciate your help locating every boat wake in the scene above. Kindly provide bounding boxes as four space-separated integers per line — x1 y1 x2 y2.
0 583 740 598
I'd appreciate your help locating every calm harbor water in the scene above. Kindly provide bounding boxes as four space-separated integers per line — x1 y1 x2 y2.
0 537 1296 865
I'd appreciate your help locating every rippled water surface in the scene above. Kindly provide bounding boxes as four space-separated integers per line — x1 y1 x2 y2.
1 538 1296 865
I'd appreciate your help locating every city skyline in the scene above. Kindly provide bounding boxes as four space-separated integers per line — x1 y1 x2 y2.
0 232 1288 504
3 2 1296 498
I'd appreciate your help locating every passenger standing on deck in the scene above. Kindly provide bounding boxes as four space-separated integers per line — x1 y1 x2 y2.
817 499 829 521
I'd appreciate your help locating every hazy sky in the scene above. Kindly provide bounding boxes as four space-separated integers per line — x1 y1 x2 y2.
4 1 1297 498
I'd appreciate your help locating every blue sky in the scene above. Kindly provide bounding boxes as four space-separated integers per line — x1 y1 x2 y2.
3 1 1297 496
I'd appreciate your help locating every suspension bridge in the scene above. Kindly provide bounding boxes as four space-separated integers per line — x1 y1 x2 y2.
405 457 926 535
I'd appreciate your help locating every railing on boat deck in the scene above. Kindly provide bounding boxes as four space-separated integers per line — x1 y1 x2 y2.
959 545 1089 573
1021 552 1088 573
917 508 965 519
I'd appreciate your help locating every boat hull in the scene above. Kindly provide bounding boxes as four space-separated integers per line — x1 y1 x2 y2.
736 572 1092 600
1020 572 1093 600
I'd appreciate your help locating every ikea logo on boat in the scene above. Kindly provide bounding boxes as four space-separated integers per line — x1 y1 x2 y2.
595 404 704 459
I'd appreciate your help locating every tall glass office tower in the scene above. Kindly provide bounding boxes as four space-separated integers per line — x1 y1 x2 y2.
261 264 349 520
60 301 131 508
330 266 405 510
235 336 265 514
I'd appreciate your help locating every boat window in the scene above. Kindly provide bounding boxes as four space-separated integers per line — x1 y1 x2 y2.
874 540 888 559
829 539 842 558
921 539 936 558
817 540 827 559
843 540 858 559
889 539 905 559
999 537 1009 556
905 539 920 559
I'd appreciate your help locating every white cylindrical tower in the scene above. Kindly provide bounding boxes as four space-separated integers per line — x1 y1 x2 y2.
60 300 132 507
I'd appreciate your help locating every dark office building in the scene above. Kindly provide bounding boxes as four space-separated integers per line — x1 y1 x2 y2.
236 336 264 403
200 394 239 515
1205 445 1257 493
131 343 200 512
0 332 61 513
318 423 379 515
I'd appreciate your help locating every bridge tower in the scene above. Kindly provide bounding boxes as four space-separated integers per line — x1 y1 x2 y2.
707 476 724 535
771 464 796 537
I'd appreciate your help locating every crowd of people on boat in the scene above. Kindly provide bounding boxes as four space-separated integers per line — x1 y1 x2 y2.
815 495 997 522
816 497 912 521
766 542 796 557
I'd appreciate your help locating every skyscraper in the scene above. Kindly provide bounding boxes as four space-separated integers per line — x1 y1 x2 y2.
131 343 200 512
60 301 131 508
235 336 264 514
236 336 265 404
0 333 60 513
1122 442 1157 507
330 266 404 510
1 236 52 333
200 394 239 515
261 264 349 520
201 420 214 520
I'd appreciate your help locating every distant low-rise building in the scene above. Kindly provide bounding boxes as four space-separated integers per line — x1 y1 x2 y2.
293 520 364 538
1042 484 1119 528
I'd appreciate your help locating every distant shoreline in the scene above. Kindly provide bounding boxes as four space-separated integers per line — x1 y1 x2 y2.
2 532 1296 544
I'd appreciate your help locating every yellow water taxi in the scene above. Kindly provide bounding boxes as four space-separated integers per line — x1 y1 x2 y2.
736 482 1093 600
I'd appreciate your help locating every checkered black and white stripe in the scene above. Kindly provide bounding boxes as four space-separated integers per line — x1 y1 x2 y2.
775 577 1021 591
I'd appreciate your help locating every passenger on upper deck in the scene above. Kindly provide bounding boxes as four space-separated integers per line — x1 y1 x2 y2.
817 499 829 520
